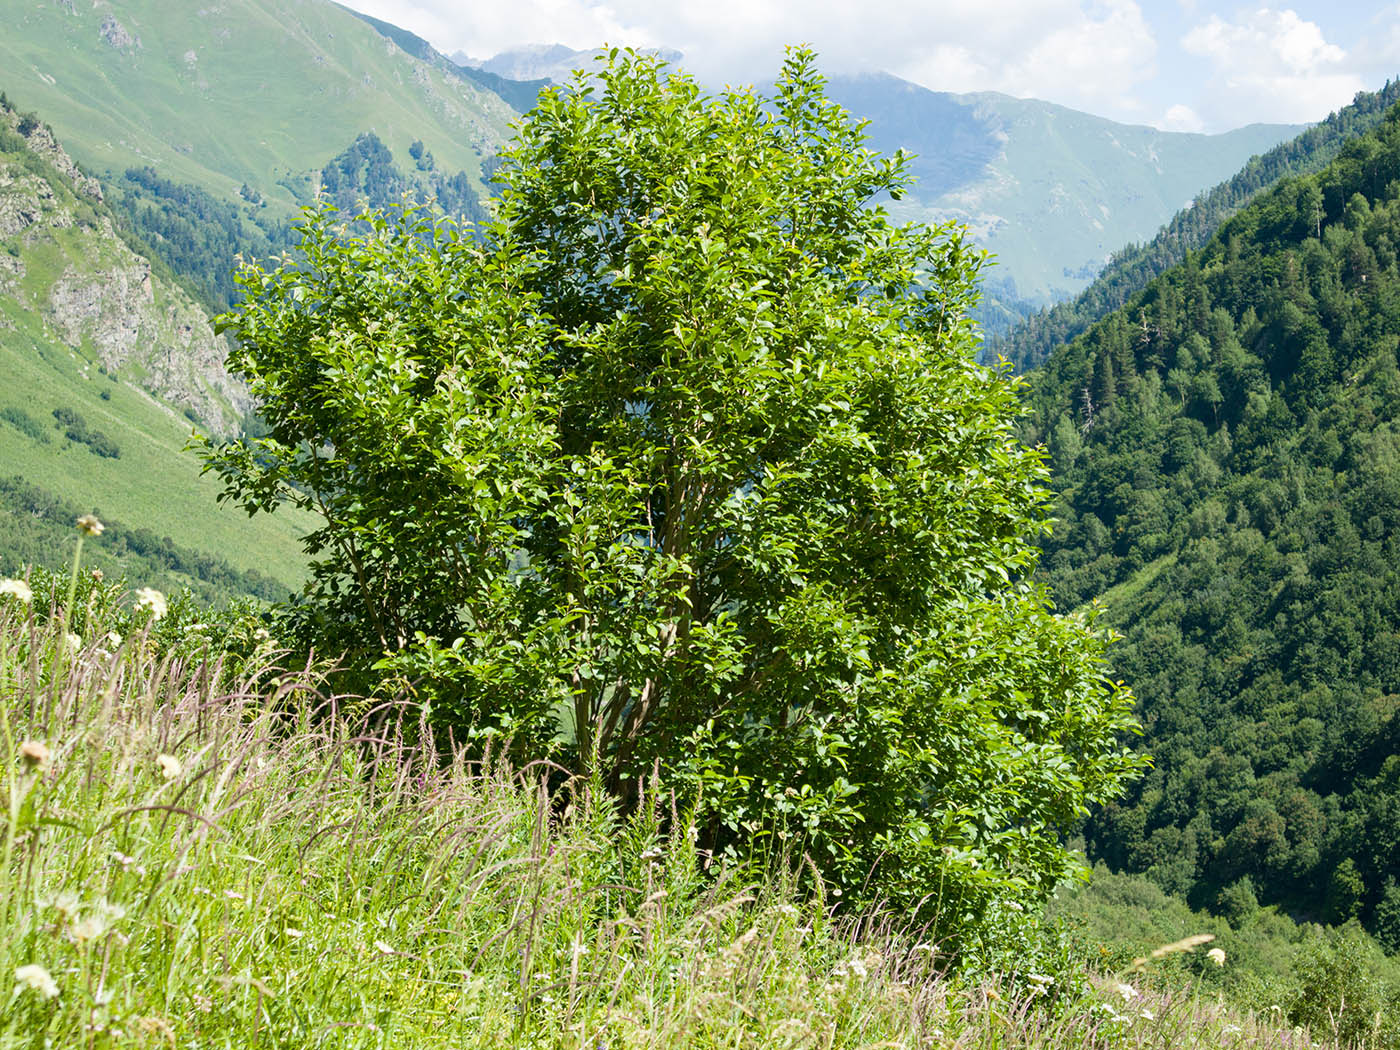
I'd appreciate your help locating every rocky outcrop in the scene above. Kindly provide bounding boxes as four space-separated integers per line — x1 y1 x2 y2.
99 15 141 53
2 107 103 201
48 253 249 432
1 119 246 436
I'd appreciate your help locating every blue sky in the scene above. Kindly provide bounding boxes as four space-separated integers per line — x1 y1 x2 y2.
346 1 1400 133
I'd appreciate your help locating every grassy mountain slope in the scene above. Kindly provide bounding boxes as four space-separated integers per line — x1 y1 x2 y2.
993 79 1400 372
0 103 308 599
1021 102 1400 945
0 0 517 211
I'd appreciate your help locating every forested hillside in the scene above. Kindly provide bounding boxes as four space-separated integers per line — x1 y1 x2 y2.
995 80 1400 372
1022 102 1400 948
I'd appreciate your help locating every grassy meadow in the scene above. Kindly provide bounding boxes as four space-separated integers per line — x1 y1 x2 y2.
0 539 1383 1049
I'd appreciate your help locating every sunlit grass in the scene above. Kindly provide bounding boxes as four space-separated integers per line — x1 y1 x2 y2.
0 545 1370 1048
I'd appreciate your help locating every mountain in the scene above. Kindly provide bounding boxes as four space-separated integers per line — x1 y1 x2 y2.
0 0 517 213
825 74 1301 328
0 99 307 601
1021 100 1400 946
992 79 1400 372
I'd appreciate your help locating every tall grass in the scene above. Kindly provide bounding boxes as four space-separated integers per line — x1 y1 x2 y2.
0 559 1370 1048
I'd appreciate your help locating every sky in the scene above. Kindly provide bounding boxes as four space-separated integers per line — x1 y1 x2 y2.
342 1 1400 133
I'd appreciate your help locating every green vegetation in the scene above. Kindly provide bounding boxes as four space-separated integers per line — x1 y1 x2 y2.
1023 100 1400 946
994 79 1400 371
198 50 1142 934
318 131 486 224
1053 867 1400 1046
0 288 309 594
50 406 120 459
0 0 515 214
0 557 1372 1048
105 165 294 314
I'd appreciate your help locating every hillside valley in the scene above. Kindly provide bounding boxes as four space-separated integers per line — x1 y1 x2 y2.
0 12 1399 1047
0 100 308 599
1024 103 1400 950
0 0 516 213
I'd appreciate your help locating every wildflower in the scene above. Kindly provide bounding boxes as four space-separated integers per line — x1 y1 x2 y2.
1140 1009 1155 1020
252 627 271 643
14 964 59 999
90 569 103 582
104 631 122 648
39 891 81 918
374 940 395 955
156 753 182 779
284 928 304 940
0 578 32 604
1115 982 1139 1002
65 632 82 653
1207 947 1226 967
75 514 104 537
135 588 167 620
19 740 51 771
69 915 106 944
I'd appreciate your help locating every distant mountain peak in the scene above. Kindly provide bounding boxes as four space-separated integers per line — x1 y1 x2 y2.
471 44 684 84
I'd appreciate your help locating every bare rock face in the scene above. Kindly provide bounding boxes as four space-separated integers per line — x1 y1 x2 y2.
0 171 55 236
48 260 249 433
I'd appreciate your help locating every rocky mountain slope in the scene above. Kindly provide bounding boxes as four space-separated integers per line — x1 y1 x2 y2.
0 103 244 433
0 99 308 596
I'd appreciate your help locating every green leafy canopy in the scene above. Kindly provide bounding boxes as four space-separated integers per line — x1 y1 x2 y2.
198 47 1143 928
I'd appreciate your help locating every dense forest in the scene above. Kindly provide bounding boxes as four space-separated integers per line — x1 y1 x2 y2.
105 133 487 314
993 80 1400 373
1023 103 1400 949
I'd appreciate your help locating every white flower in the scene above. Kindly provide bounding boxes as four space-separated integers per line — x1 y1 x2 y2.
75 514 104 537
1140 1008 1155 1020
156 753 182 780
374 940 395 955
1115 982 1139 1002
65 632 82 653
14 964 59 999
0 578 32 604
103 631 122 648
1207 947 1226 967
134 588 167 621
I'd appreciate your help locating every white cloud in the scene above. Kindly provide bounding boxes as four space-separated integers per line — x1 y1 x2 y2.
1181 7 1365 125
348 0 1159 121
1162 103 1206 131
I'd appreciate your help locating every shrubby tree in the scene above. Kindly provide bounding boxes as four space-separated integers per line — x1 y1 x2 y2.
200 49 1141 924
